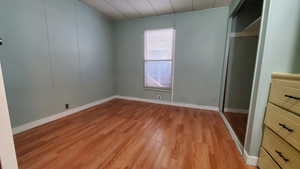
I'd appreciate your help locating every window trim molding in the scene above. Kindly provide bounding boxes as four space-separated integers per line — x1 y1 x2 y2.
143 28 176 91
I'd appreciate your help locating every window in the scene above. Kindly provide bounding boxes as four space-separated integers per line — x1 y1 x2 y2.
144 28 175 90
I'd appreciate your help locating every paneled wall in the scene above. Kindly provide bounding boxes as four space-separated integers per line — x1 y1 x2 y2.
114 7 229 106
0 0 114 127
0 2 230 128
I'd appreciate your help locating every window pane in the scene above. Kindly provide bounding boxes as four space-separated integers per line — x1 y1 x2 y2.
145 61 172 88
145 29 174 60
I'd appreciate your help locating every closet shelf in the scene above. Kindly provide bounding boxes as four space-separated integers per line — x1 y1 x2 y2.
230 17 261 37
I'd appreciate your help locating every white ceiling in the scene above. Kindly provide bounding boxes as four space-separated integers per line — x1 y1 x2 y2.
82 0 232 20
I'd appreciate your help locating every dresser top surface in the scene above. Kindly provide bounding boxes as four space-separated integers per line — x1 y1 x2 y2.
272 72 300 81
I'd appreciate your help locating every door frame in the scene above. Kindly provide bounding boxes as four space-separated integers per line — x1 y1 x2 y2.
218 1 246 155
0 63 19 169
218 16 233 113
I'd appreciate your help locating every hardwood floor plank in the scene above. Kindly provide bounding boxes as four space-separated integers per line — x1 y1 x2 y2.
14 99 257 169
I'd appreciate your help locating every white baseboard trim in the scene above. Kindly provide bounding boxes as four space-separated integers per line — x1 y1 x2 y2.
116 95 219 112
218 111 243 155
243 149 258 166
224 108 249 114
13 95 117 134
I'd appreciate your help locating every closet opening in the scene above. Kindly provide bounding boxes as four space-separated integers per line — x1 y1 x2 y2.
220 0 264 148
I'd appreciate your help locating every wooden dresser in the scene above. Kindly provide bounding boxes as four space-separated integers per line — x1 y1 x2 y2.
258 73 300 169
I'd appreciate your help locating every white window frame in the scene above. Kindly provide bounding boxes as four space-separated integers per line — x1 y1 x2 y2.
143 28 176 91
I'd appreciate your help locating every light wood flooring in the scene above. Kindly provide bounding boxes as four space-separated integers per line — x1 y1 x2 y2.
14 99 257 169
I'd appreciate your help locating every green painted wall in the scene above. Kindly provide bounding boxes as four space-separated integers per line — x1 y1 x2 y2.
113 14 175 101
0 0 114 127
245 0 300 156
114 7 229 106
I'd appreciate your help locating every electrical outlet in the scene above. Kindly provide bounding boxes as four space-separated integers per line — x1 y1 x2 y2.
65 104 69 109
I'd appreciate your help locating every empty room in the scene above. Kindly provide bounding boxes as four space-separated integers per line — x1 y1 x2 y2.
1 0 300 169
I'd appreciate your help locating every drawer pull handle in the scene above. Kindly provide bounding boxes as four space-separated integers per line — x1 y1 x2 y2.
275 150 289 162
284 94 300 100
278 123 294 132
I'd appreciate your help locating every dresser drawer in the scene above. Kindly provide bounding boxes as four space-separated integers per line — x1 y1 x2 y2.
265 103 300 151
262 128 300 169
258 148 281 169
269 79 300 115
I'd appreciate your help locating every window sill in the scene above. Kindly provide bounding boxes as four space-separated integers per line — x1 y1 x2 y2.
144 87 171 93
